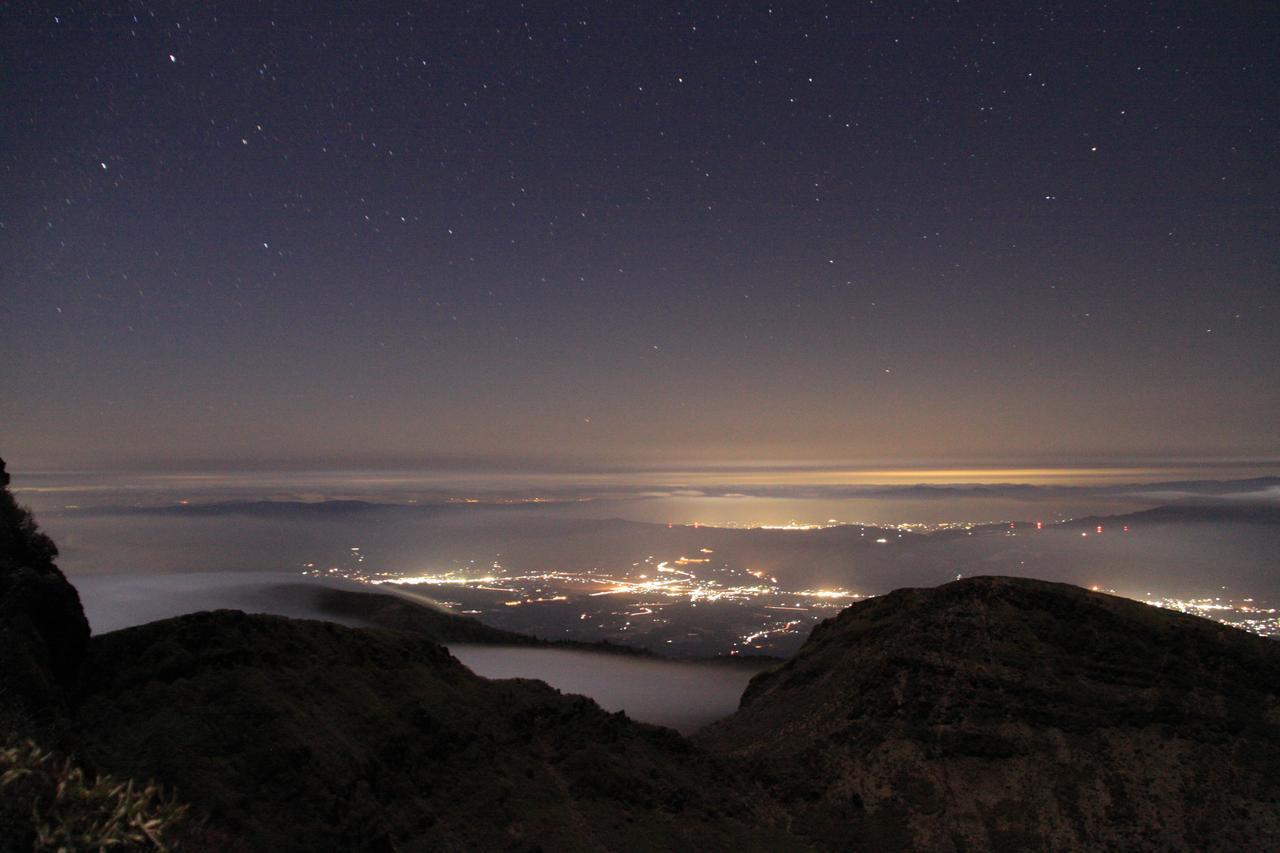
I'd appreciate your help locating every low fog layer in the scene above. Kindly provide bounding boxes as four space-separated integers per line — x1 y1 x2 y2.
449 646 764 733
72 571 370 634
73 572 768 733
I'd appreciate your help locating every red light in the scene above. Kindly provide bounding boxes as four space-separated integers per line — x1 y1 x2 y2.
1035 521 1043 530
1096 525 1103 534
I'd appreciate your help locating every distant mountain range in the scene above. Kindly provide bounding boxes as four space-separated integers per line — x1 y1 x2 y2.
1058 502 1280 527
67 479 1280 530
2 457 1278 850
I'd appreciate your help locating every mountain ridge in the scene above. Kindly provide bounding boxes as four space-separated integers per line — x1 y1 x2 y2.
698 575 1280 850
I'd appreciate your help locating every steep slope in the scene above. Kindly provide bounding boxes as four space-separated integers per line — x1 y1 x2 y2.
697 576 1280 851
72 610 799 852
0 458 89 728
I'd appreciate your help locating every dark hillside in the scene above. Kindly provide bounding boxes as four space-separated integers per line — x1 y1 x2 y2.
72 610 798 852
0 458 89 728
698 576 1280 851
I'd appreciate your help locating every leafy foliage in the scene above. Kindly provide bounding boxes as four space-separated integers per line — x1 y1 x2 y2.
0 738 189 851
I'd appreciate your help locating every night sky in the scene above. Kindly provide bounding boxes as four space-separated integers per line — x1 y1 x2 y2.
4 3 1277 473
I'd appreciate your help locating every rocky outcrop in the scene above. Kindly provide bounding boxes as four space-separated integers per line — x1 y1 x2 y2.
0 458 90 727
697 576 1280 851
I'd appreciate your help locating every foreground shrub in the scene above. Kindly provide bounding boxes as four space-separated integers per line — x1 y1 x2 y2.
0 738 188 851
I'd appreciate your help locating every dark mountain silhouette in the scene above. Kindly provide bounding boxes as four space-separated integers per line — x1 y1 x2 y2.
1060 502 1280 527
0 458 89 728
70 610 795 852
697 576 1280 850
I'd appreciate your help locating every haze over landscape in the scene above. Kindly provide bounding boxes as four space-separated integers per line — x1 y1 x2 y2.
2 1 1278 850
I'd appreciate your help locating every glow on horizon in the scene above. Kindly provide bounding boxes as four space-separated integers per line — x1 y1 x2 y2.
15 461 1280 492
643 466 1232 487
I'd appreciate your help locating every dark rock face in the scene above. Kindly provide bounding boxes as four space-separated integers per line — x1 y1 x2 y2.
72 610 800 852
697 576 1280 851
0 458 90 725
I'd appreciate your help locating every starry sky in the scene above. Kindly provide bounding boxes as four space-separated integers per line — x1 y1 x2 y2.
3 2 1277 474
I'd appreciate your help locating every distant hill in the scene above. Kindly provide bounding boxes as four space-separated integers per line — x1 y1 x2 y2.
697 576 1280 850
277 582 662 657
277 582 565 644
1060 502 1280 528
